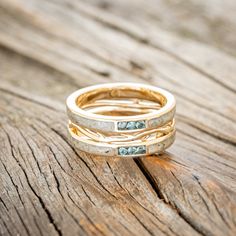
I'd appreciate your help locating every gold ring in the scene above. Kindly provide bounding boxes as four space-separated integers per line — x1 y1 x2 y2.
66 83 176 157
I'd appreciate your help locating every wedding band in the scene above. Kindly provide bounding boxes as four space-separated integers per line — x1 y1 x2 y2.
66 83 176 157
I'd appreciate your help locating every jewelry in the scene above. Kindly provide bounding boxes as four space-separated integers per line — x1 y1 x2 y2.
66 83 176 157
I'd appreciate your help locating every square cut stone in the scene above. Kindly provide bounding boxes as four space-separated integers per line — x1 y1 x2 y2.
126 121 136 130
118 147 128 156
135 121 145 129
117 121 127 130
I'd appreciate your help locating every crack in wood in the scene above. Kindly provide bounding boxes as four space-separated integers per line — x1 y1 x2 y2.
2 128 63 236
135 159 208 236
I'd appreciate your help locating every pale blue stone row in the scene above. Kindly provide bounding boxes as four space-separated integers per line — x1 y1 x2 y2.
117 120 146 130
118 145 146 156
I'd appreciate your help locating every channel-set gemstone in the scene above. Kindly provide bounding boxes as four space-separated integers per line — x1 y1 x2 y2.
117 120 146 130
126 121 136 130
118 145 146 156
135 121 145 129
118 147 128 156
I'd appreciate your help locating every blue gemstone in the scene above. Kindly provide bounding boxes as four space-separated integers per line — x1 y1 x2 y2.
135 146 146 154
118 147 128 156
118 121 127 130
126 121 136 130
135 121 145 129
128 146 136 155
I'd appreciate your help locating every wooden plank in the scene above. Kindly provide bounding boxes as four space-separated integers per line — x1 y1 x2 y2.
0 0 236 144
0 83 200 236
72 0 236 92
0 0 236 235
85 0 236 57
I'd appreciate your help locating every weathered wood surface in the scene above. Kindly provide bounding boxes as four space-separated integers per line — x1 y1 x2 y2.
0 0 236 235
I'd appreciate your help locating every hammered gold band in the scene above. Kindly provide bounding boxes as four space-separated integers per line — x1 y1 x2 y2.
66 83 176 157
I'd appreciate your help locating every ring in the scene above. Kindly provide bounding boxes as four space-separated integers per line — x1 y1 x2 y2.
66 83 176 157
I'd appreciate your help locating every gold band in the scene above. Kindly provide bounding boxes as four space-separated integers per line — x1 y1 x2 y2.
66 83 176 157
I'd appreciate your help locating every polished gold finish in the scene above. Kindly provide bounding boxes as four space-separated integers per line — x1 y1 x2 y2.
66 83 176 157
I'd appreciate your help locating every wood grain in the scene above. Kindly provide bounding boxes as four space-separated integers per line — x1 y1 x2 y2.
0 0 236 235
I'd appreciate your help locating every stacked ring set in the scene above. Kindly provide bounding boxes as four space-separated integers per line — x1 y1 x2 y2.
66 83 176 157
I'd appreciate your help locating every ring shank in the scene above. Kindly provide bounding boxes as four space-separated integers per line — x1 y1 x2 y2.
68 124 176 157
67 83 176 133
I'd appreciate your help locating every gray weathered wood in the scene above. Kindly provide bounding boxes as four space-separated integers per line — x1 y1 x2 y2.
0 0 236 235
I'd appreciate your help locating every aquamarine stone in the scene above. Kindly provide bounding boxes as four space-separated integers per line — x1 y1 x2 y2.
135 146 146 154
126 121 136 130
117 121 127 130
118 147 128 156
128 146 136 155
135 121 145 129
